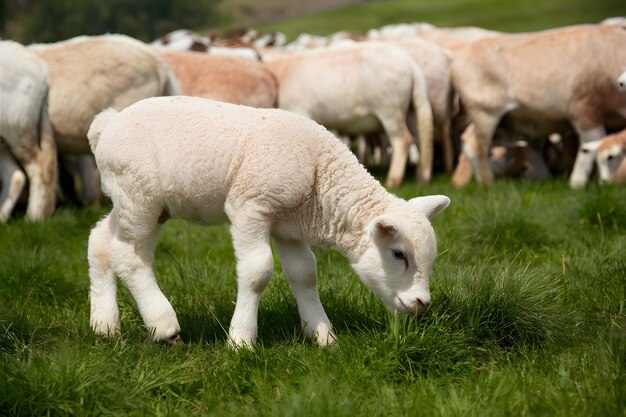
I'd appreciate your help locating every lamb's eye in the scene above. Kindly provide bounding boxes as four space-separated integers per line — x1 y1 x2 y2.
391 249 406 260
607 154 615 161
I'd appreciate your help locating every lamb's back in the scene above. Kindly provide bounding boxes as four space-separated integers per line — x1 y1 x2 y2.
96 96 333 220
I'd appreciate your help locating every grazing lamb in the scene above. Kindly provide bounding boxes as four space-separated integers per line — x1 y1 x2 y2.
0 40 56 222
582 129 626 183
159 50 278 108
265 42 434 187
87 96 450 347
450 24 626 188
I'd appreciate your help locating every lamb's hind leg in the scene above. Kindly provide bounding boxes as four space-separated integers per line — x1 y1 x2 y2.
227 211 275 348
109 214 180 342
274 238 336 346
88 211 120 335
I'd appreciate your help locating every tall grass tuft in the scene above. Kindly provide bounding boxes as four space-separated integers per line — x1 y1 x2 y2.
436 262 575 349
578 185 626 229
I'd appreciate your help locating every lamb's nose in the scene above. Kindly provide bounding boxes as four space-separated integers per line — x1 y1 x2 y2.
416 298 430 314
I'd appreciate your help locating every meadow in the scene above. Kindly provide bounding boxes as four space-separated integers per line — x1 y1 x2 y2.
1 176 625 416
2 0 626 415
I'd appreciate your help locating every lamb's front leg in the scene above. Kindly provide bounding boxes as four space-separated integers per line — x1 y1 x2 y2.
228 220 275 348
274 238 336 346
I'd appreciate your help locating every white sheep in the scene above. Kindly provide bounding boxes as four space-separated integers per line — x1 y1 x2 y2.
0 40 56 222
24 34 181 205
265 42 434 187
29 34 181 156
87 96 450 347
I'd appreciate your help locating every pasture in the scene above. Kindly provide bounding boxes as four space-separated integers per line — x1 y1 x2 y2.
2 0 626 415
1 177 625 416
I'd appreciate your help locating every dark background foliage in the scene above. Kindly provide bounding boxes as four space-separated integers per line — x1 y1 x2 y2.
0 0 222 43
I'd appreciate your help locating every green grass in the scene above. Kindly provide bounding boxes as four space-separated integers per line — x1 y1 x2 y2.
1 178 625 416
255 0 625 38
3 1 626 415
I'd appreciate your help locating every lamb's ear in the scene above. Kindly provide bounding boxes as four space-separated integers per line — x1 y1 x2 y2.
370 217 399 239
409 195 451 220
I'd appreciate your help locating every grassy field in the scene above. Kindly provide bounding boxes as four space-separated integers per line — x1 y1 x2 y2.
256 0 626 38
1 176 625 416
2 0 626 415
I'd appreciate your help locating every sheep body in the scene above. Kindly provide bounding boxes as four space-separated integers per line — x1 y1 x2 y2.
88 96 449 347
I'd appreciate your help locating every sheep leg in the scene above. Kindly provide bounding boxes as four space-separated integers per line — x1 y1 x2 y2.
383 120 413 188
0 148 27 223
228 216 274 348
441 118 455 172
274 238 336 346
569 126 606 188
109 216 180 342
75 154 103 205
451 153 474 188
10 125 56 221
463 113 499 184
88 211 120 335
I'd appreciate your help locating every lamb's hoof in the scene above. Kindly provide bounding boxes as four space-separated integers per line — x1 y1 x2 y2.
314 327 338 348
227 334 255 350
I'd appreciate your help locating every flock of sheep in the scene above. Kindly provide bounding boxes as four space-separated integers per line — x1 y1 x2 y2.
1 18 625 345
2 19 626 223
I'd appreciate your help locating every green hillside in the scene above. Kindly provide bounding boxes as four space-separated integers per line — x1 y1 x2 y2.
253 0 625 38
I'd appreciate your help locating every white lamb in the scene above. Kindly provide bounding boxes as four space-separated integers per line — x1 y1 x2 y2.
87 96 450 347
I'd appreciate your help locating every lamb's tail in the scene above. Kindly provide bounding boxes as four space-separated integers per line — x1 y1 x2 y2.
410 60 434 184
88 108 118 153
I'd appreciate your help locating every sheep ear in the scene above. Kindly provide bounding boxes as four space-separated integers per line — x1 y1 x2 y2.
371 217 399 238
409 195 450 220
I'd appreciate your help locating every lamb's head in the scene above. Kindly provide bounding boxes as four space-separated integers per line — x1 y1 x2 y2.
352 195 450 315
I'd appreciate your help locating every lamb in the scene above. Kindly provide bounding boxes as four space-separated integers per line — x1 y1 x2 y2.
0 40 56 222
87 96 450 347
159 50 278 108
265 42 434 187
